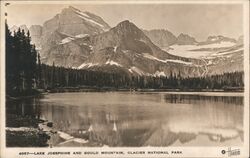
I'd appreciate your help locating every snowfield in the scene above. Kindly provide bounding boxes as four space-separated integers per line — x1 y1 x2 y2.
105 59 123 67
154 71 166 77
78 62 99 69
129 67 145 75
59 37 75 44
73 9 107 31
143 53 193 65
75 34 89 38
166 41 236 58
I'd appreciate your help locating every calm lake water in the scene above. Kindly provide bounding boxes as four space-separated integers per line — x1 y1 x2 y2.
7 92 244 147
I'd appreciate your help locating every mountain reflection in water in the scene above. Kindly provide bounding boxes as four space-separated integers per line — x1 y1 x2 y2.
7 92 244 147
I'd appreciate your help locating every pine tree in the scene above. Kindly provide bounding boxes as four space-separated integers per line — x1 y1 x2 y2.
37 53 42 88
5 23 14 94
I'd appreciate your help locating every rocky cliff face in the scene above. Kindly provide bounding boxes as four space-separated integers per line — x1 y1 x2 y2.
29 25 43 49
10 24 42 51
39 6 111 66
42 6 110 38
143 29 177 48
176 33 197 45
76 20 205 77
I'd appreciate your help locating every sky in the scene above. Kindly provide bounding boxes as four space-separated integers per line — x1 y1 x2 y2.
5 3 243 41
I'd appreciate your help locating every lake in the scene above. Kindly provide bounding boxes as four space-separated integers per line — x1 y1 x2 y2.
6 92 244 147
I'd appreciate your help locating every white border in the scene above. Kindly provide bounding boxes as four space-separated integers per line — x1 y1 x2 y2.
0 0 249 158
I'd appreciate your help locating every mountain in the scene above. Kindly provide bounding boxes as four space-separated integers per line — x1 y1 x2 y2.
143 29 177 48
10 6 111 67
39 6 111 66
9 6 243 77
167 35 243 75
198 35 237 45
42 6 110 38
29 25 43 50
10 24 42 51
176 33 197 45
9 25 18 34
10 24 28 34
76 20 204 77
21 6 204 77
143 31 197 49
143 30 199 49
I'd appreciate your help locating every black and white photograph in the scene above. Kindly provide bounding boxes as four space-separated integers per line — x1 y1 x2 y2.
0 0 249 157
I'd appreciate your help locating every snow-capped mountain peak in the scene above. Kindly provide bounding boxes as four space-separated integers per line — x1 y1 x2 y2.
60 6 110 33
13 6 242 77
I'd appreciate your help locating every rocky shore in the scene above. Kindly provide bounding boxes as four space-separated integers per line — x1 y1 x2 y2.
6 114 50 147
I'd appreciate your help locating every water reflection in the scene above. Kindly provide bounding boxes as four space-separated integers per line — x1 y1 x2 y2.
6 97 42 124
6 92 244 147
165 94 243 105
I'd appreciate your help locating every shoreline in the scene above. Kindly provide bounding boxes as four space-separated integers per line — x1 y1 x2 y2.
6 87 244 101
47 87 244 93
6 114 50 147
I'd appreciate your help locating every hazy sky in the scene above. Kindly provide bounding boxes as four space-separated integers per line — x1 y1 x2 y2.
5 3 243 41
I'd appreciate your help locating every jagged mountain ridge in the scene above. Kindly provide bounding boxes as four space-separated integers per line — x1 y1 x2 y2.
144 29 239 48
176 33 198 45
199 35 237 45
10 6 111 65
143 29 177 48
76 20 205 77
143 29 243 75
40 6 111 64
143 30 198 48
9 6 243 77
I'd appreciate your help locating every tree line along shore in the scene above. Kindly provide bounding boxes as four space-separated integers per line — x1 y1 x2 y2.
5 23 244 98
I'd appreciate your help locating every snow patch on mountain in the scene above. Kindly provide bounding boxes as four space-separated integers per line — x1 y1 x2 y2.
207 60 213 66
167 42 236 58
73 9 106 30
210 37 218 41
143 53 192 65
154 71 166 77
128 69 133 73
167 59 193 65
89 45 93 51
122 50 130 53
74 10 91 19
143 53 167 63
59 34 90 45
78 14 105 28
75 34 89 38
78 62 99 69
129 67 144 75
114 46 118 52
137 39 147 43
59 37 75 44
105 60 123 67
